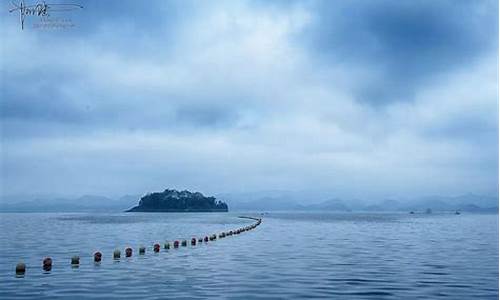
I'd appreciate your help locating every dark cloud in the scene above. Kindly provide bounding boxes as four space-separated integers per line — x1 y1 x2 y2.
304 0 498 105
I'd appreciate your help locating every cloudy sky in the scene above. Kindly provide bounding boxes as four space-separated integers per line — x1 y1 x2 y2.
1 0 498 201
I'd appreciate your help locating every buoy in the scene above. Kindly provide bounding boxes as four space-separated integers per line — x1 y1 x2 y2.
181 240 187 247
174 240 179 248
139 246 146 255
191 238 196 245
71 255 80 265
113 249 121 259
94 252 102 262
204 236 209 242
125 247 133 257
16 262 26 275
43 257 52 271
154 243 160 252
164 242 170 249
198 238 203 243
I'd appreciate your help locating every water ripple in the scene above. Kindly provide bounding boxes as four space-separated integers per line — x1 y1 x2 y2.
0 212 497 299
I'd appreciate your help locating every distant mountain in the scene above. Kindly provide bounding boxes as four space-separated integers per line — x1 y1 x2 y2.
126 189 228 212
0 192 496 213
221 192 498 213
226 196 303 211
0 194 140 212
303 199 351 211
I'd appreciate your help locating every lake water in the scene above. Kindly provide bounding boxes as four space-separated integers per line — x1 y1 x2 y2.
0 212 497 299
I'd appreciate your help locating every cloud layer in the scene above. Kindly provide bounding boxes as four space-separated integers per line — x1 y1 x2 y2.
1 0 498 200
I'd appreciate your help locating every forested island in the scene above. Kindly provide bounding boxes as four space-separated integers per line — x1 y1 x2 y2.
126 189 228 212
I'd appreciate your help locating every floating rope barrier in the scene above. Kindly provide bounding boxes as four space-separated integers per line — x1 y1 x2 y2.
14 216 262 276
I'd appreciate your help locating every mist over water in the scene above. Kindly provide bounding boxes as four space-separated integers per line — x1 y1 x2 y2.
0 212 497 299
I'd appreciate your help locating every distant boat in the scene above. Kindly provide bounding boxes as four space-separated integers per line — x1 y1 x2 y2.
455 211 461 215
409 211 415 214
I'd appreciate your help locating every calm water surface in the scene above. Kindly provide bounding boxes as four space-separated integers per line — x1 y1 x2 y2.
0 212 497 299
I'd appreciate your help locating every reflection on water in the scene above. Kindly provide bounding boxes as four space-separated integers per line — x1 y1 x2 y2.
0 212 498 299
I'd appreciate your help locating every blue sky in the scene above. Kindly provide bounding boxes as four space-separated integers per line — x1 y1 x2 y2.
0 0 498 200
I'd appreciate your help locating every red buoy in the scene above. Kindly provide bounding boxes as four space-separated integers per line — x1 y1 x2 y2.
204 236 209 242
94 251 102 262
191 238 196 245
43 257 52 271
125 247 133 257
154 243 160 252
174 240 180 248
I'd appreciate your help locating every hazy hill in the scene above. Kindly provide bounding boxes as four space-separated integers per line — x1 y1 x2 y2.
0 192 497 213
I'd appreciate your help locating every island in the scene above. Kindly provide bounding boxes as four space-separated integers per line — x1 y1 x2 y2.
126 189 228 212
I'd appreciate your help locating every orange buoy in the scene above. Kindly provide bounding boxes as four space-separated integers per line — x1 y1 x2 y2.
125 247 133 257
154 243 161 252
94 252 102 262
191 238 196 245
174 240 180 248
43 257 52 271
204 236 209 242
16 262 26 275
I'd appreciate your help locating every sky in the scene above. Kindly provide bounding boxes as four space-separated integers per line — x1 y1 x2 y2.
0 0 498 201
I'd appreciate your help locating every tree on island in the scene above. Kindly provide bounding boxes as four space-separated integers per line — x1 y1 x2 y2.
126 189 228 212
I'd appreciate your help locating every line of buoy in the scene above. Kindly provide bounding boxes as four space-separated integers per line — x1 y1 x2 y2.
14 217 262 276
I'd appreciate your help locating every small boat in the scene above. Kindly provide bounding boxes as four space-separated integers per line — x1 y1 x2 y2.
455 211 461 215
